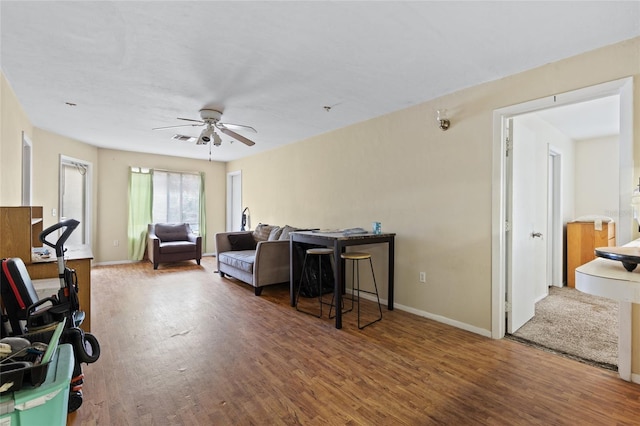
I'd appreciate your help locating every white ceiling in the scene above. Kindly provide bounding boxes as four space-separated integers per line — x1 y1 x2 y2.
534 95 620 141
1 1 638 161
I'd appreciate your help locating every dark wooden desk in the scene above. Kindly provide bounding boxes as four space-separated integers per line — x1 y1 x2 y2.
27 245 93 332
290 231 395 329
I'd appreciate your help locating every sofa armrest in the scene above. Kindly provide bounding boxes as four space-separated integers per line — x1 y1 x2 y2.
187 231 202 257
147 224 160 263
254 239 291 286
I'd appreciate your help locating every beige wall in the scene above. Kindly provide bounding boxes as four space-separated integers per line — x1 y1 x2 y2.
31 128 99 240
574 135 620 221
96 149 227 262
1 73 33 204
228 38 640 372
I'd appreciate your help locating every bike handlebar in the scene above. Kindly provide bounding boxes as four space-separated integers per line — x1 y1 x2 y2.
39 219 80 257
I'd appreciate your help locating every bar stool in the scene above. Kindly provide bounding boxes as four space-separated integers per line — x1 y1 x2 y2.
295 247 335 318
341 251 382 329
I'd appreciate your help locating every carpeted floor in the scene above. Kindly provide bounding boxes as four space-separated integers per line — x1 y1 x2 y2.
509 286 618 371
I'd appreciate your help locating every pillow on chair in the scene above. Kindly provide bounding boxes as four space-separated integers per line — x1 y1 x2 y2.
228 233 257 251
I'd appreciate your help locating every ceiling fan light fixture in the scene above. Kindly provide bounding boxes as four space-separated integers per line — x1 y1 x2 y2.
198 125 214 145
212 131 222 146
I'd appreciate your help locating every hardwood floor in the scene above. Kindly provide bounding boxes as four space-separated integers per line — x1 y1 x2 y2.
67 257 640 425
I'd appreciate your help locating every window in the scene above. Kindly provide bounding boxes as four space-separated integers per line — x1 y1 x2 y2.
152 170 201 234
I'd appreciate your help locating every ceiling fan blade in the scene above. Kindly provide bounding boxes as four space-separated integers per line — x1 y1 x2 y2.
152 123 202 130
218 122 257 133
219 128 256 146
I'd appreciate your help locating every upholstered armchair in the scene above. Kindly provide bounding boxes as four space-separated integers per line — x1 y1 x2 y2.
147 223 202 269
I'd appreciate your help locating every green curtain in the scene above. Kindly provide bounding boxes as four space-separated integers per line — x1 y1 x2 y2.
199 172 207 252
128 168 153 260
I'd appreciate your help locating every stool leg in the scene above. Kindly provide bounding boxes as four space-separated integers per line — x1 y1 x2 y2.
355 259 362 328
296 254 321 318
357 257 382 329
368 257 383 325
318 254 324 317
294 253 308 308
329 256 353 319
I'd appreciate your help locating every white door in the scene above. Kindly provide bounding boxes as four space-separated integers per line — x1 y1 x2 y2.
507 118 548 333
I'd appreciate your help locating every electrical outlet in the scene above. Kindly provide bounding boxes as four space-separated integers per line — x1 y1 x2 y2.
113 240 119 247
51 208 57 217
419 272 426 283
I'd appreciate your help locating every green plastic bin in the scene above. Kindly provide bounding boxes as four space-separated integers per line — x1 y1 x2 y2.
0 343 73 426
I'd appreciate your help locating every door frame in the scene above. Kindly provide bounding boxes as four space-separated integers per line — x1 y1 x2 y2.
226 170 242 232
492 77 633 340
21 131 32 206
59 155 92 246
547 146 563 288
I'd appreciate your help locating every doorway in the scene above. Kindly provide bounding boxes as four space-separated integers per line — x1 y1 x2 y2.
226 170 242 232
21 132 32 206
507 98 622 333
491 77 634 379
59 155 92 246
547 148 562 288
508 103 621 368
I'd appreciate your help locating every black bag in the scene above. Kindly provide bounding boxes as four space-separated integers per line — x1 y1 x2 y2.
294 244 335 298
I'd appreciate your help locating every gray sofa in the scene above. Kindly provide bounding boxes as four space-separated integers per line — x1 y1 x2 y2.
215 224 300 295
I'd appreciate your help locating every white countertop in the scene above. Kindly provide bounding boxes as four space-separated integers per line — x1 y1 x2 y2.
575 238 640 303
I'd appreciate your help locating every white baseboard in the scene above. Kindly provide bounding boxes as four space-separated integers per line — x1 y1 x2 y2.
94 253 215 267
93 259 138 266
394 302 492 338
353 291 491 338
632 373 640 384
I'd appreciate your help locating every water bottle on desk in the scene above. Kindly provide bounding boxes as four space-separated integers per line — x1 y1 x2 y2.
372 221 382 235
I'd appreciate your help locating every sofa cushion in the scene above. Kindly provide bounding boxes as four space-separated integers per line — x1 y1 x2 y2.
218 251 255 273
268 226 283 241
279 225 301 240
159 241 196 254
155 223 189 242
228 233 257 251
253 223 276 242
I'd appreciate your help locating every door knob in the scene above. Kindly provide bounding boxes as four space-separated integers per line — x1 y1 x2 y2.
531 232 543 238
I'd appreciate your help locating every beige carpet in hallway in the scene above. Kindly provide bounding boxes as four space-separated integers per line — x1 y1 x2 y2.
510 286 618 370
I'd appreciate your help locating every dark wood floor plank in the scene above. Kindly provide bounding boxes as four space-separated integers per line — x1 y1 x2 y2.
67 257 640 425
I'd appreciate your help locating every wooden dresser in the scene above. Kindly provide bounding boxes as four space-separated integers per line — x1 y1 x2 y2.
567 221 615 287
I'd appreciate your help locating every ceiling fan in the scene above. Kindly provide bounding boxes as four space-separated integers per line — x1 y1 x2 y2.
153 109 256 146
